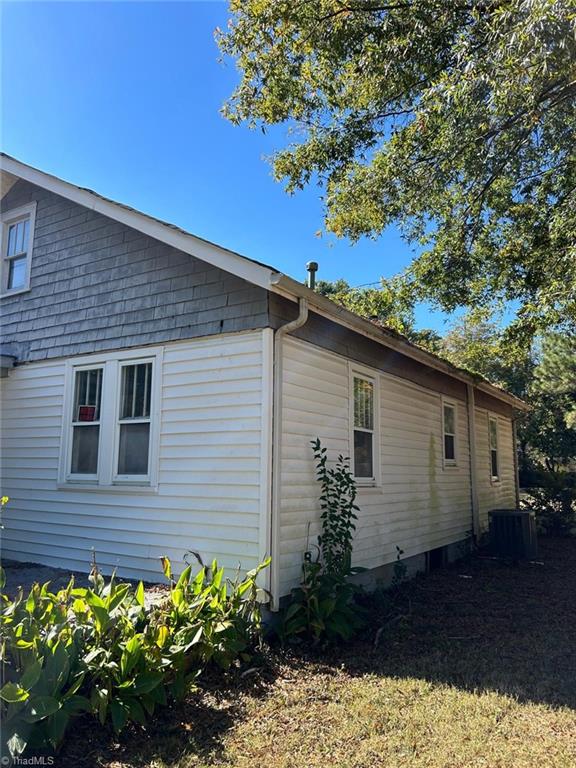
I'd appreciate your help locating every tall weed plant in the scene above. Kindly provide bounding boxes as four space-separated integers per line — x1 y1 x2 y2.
278 439 366 643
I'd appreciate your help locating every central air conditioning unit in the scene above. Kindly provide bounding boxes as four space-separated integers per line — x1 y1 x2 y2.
488 509 538 560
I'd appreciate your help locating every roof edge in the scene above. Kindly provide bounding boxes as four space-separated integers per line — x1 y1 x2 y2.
0 153 279 290
271 275 529 412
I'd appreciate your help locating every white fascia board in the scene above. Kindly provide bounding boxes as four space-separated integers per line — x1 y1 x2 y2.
271 274 529 412
0 155 278 290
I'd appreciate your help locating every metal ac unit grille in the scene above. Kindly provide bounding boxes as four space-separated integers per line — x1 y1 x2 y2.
489 509 538 559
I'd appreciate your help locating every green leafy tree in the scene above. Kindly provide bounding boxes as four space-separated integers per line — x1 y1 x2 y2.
315 277 442 349
527 333 576 464
218 1 576 337
440 316 534 396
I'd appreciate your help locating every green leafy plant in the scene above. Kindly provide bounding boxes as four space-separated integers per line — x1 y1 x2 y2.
522 472 576 536
1 550 270 759
278 439 366 644
312 438 359 577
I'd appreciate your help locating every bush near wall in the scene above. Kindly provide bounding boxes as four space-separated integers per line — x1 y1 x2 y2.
0 555 269 760
522 471 576 536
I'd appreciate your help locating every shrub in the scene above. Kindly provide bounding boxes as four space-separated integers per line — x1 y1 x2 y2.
278 439 366 644
0 555 269 759
522 471 576 536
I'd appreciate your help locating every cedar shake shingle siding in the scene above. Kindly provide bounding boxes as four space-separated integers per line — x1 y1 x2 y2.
1 180 269 363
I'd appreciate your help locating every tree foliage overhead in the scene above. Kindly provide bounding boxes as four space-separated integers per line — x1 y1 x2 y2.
315 277 442 348
218 0 576 335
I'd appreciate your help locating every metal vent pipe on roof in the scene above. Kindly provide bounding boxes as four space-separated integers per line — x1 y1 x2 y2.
306 261 318 290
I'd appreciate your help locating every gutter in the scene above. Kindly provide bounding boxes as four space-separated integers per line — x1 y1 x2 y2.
270 297 309 610
269 273 529 413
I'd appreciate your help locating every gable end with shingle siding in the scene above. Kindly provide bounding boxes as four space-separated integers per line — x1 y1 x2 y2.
1 180 269 363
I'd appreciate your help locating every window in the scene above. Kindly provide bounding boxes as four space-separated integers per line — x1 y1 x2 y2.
1 202 36 295
489 416 499 480
117 362 152 477
70 368 103 477
61 351 160 486
442 401 457 465
352 373 377 481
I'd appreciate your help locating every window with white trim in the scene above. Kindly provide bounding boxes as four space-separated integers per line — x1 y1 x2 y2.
352 373 377 481
1 202 36 295
489 415 499 480
62 352 160 486
442 401 457 465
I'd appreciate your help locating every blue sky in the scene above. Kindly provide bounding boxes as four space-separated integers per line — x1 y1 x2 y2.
1 0 455 331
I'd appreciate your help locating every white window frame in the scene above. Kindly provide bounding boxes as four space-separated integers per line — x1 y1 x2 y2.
59 348 162 488
349 364 381 487
1 202 37 297
488 414 500 482
442 398 458 468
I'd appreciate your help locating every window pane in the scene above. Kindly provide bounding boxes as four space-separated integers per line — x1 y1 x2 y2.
121 363 152 419
354 429 373 478
489 419 498 449
7 223 17 256
21 219 30 252
16 221 25 253
354 378 374 430
71 425 100 474
118 422 150 475
444 434 455 461
7 256 26 289
491 449 499 478
443 404 455 435
74 368 102 421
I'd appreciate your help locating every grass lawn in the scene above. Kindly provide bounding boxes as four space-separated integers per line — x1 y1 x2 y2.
60 538 576 768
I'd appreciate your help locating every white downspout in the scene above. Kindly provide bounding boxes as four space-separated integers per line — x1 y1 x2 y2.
466 384 481 540
270 298 309 610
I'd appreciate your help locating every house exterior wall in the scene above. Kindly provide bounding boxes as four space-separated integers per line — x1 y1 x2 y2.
0 329 272 583
277 336 514 597
474 406 517 532
270 296 468 401
1 181 269 364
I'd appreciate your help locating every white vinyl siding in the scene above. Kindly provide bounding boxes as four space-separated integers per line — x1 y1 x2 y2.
0 330 271 583
278 337 472 597
475 408 516 532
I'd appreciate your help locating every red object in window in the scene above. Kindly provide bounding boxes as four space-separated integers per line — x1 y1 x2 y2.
78 405 96 422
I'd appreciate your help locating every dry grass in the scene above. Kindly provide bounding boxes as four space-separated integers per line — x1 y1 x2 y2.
60 538 576 768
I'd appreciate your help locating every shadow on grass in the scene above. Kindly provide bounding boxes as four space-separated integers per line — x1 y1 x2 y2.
59 653 281 768
291 536 576 711
59 537 576 767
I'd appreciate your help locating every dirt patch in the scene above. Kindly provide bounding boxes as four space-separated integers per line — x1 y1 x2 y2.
1 559 168 607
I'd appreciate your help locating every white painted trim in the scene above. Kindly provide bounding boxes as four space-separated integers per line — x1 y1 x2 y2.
258 328 274 592
0 155 277 290
348 363 381 487
0 201 37 296
441 396 458 469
